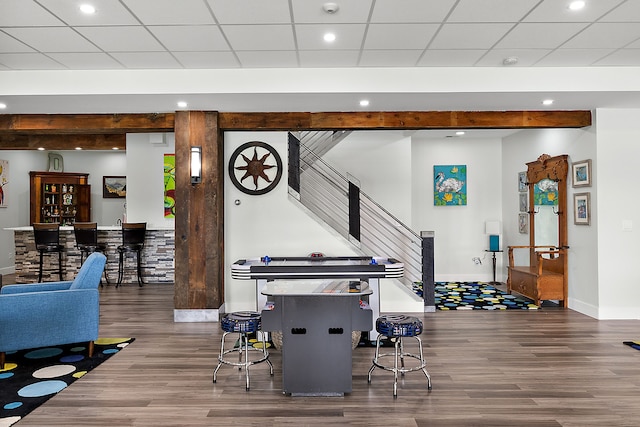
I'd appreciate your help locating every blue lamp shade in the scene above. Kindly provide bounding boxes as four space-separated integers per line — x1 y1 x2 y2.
489 235 500 252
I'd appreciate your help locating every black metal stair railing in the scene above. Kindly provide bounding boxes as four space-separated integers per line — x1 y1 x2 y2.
288 132 434 309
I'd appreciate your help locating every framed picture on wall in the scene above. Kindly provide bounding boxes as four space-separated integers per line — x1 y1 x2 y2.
518 171 527 192
518 213 528 234
574 192 591 225
103 176 126 198
519 192 528 213
572 159 592 187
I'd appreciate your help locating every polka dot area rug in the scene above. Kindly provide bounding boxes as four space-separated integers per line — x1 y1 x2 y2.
0 338 134 426
414 281 540 310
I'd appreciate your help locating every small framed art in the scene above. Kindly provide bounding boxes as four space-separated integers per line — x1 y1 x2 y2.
518 213 528 234
518 171 527 192
519 192 528 213
103 176 126 198
572 159 592 187
573 192 590 225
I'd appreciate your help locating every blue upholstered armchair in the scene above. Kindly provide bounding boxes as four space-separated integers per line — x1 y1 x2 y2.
0 252 106 369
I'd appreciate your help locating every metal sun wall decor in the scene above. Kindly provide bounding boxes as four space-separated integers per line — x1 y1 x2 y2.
164 153 176 218
434 165 467 206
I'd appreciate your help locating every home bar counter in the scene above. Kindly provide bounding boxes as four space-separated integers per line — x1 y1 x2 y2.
7 225 175 284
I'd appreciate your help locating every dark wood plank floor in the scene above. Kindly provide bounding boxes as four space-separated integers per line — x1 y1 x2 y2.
12 282 640 427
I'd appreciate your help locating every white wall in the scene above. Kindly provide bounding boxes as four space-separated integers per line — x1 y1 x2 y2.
125 133 176 228
411 136 503 282
595 109 640 319
501 127 599 316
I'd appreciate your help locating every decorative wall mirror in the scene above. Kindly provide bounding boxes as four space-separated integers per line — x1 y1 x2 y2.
526 154 568 254
507 154 569 307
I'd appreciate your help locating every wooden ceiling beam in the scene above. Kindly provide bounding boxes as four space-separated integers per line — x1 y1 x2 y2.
0 113 175 134
220 110 592 130
0 110 591 136
0 134 126 150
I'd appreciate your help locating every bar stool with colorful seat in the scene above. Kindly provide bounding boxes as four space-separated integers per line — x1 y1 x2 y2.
367 314 432 397
213 311 273 390
116 222 146 287
74 222 110 285
33 223 64 282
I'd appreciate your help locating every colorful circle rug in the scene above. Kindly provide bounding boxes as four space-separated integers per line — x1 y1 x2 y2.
414 281 539 310
0 338 134 426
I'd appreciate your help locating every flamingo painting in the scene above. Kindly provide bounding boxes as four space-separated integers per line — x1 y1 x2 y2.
434 165 467 206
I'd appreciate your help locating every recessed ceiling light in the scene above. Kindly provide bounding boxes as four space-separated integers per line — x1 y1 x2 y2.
177 101 188 108
79 4 96 14
456 131 466 136
502 56 518 66
569 1 585 11
359 99 369 107
37 147 45 151
0 102 6 109
542 99 554 106
324 33 336 43
75 147 82 150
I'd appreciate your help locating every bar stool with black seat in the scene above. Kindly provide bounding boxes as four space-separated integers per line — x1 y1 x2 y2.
74 222 110 285
367 314 432 397
213 311 273 391
33 223 64 282
116 222 146 287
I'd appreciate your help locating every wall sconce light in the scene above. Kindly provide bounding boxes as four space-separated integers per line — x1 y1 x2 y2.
191 146 202 184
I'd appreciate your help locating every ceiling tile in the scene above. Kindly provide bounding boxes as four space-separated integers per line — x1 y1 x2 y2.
47 52 124 69
37 0 139 26
496 23 589 49
109 52 182 68
359 50 423 67
148 26 229 51
595 49 640 66
208 0 292 24
524 0 627 22
364 24 439 50
235 50 299 67
292 0 373 24
298 50 360 67
447 0 538 22
75 26 166 52
418 49 486 66
172 51 239 68
475 49 551 66
371 0 456 23
222 25 295 51
0 1 64 26
2 27 101 52
430 23 514 49
535 48 616 66
0 53 66 69
123 0 215 25
562 23 640 48
600 1 640 22
0 31 35 53
296 24 366 50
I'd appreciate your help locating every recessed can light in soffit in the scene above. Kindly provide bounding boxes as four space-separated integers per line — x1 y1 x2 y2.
79 4 96 14
569 1 585 11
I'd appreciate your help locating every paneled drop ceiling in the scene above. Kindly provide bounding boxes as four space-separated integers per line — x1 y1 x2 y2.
1 0 640 114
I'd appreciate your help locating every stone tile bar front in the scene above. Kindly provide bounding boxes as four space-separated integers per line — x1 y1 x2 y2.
7 225 175 284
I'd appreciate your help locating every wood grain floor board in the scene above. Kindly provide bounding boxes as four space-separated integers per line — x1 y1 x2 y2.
7 282 640 426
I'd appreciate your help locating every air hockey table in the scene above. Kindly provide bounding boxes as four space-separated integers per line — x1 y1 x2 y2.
231 256 404 340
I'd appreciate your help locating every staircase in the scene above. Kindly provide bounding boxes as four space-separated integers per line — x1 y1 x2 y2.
287 131 434 312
